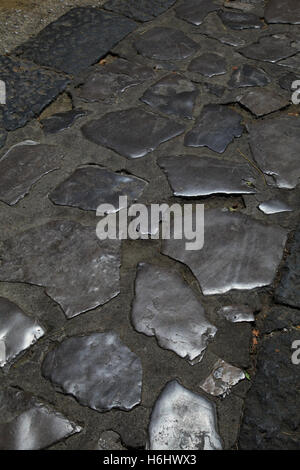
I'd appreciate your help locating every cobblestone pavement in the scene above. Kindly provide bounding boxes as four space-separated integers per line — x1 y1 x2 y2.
0 0 300 451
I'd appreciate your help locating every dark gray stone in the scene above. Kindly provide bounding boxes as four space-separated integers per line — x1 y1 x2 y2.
261 305 300 335
278 72 298 90
237 88 289 116
104 0 176 22
203 82 225 97
175 0 220 26
188 53 227 77
218 10 262 29
41 109 86 133
228 64 271 88
238 35 296 63
198 12 246 47
0 127 7 149
278 53 300 72
265 0 300 25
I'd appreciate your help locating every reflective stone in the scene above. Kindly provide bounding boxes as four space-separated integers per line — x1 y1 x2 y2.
228 64 271 88
0 388 81 450
238 36 296 63
265 0 300 25
248 116 300 189
199 12 246 47
158 154 256 196
134 27 198 60
258 199 293 215
81 107 185 159
42 332 142 412
147 380 222 450
41 109 86 133
188 53 227 77
200 359 245 397
218 10 262 29
162 209 287 295
237 88 289 116
217 305 255 323
104 0 176 22
49 166 147 212
184 105 243 153
141 73 199 119
278 53 300 72
0 297 45 368
175 0 220 26
131 263 217 364
0 141 62 206
0 220 121 319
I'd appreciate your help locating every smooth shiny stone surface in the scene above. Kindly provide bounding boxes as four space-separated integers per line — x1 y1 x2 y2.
0 388 81 450
237 88 289 116
238 36 296 63
184 105 243 153
162 209 287 295
248 116 300 189
147 380 222 450
81 107 185 159
175 0 220 26
200 359 245 397
218 10 262 29
265 0 300 25
217 305 255 323
0 141 62 206
131 263 217 364
134 27 198 60
228 64 271 88
0 220 121 319
49 166 147 212
258 199 293 215
141 73 199 119
0 297 45 368
158 154 256 196
104 0 176 22
188 53 227 77
41 109 86 133
42 332 142 412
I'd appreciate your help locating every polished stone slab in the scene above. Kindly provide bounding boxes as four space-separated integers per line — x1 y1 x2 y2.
265 0 300 25
104 0 176 22
218 10 262 29
41 109 86 133
175 0 220 26
258 199 293 215
200 359 245 397
238 35 296 63
217 305 255 323
228 64 271 88
188 53 227 77
237 88 289 116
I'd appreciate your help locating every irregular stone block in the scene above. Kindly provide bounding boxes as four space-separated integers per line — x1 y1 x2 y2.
278 53 300 72
258 199 293 215
238 35 296 63
198 12 246 47
200 359 245 397
41 109 86 133
188 53 227 77
104 0 176 22
265 0 300 25
217 305 255 323
175 0 220 26
228 64 271 88
218 10 262 29
278 72 298 90
237 88 289 116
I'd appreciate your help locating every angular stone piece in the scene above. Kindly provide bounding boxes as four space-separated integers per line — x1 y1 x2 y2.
265 0 300 25
184 105 243 153
238 36 296 63
134 27 198 60
49 166 147 212
104 0 176 22
42 332 142 412
141 73 199 119
0 56 68 131
0 141 62 206
0 220 121 319
278 53 300 72
262 305 300 335
248 116 300 189
41 109 86 134
228 64 271 88
199 12 246 47
98 431 125 450
81 107 185 159
147 380 222 450
162 209 287 295
158 155 256 196
278 72 298 90
0 297 45 368
132 263 217 364
258 200 293 215
217 305 255 323
200 359 245 396
237 88 289 116
175 0 220 26
188 53 227 77
0 388 81 450
203 82 226 97
218 10 262 29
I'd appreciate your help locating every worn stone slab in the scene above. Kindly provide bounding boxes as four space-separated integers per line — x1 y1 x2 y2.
188 53 227 77
41 109 86 134
198 12 246 47
200 359 245 397
278 53 300 72
203 82 226 97
49 166 147 212
81 107 185 159
0 220 121 319
42 332 142 412
278 72 298 90
218 10 262 29
0 141 62 206
265 0 300 25
141 73 199 119
228 64 271 88
258 199 293 215
184 105 243 153
238 36 296 63
158 154 256 196
217 305 255 323
162 209 287 295
104 0 176 22
147 380 222 450
237 88 290 116
175 0 220 26
15 7 137 75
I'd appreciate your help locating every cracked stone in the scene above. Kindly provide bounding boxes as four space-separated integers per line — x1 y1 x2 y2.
278 53 300 72
184 105 243 153
258 199 293 215
237 88 290 116
218 10 262 29
200 359 245 397
238 35 296 63
0 220 121 319
134 27 198 60
41 109 87 134
228 64 271 88
188 53 227 77
131 263 217 364
217 305 255 323
0 141 62 206
49 166 147 212
175 0 220 26
162 209 287 295
42 332 142 412
15 8 137 75
147 380 222 450
158 154 256 197
265 0 300 25
81 107 185 159
198 12 246 47
104 0 176 22
141 73 199 119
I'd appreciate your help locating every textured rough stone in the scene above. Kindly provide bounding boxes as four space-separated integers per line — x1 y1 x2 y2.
228 64 271 88
162 209 287 295
265 0 300 25
278 72 298 90
203 82 226 97
81 107 185 159
200 359 245 397
97 431 125 450
217 305 255 323
278 53 300 72
218 10 262 29
238 36 296 63
237 88 289 116
15 8 137 75
104 0 176 22
175 0 220 26
42 332 142 412
41 109 86 134
0 127 7 149
261 305 300 335
147 380 222 450
188 53 227 77
184 105 244 153
258 199 293 215
0 220 121 319
199 12 246 47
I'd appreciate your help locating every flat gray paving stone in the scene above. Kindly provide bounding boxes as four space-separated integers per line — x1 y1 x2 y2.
217 305 255 323
158 154 256 196
265 0 300 25
134 27 198 60
0 297 45 368
203 82 226 97
81 107 185 159
238 35 297 63
188 53 227 77
248 116 300 189
175 0 220 26
147 380 222 450
0 388 81 450
162 209 287 295
258 199 293 215
237 88 290 116
0 141 62 206
42 332 142 412
49 166 147 212
218 10 262 29
141 73 199 119
104 0 176 22
228 64 271 88
200 359 245 397
0 220 121 319
0 56 69 131
184 104 243 153
0 126 7 149
278 53 300 72
131 263 217 364
198 12 246 47
278 72 298 90
15 7 137 75
41 109 87 134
